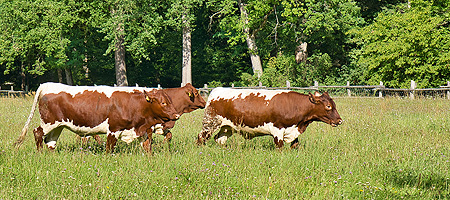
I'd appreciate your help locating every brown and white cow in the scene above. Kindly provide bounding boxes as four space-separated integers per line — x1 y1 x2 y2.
14 82 179 154
88 83 206 143
196 88 343 149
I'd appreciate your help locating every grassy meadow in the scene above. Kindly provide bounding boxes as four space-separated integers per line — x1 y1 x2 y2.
0 96 449 199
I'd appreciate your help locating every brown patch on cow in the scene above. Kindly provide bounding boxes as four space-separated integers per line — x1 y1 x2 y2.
209 91 309 129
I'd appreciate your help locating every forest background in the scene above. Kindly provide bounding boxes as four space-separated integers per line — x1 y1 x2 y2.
0 0 449 91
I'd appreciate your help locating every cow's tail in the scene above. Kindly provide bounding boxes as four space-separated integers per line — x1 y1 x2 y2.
14 85 43 148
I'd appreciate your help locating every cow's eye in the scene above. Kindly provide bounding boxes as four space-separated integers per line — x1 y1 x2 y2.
325 105 332 110
162 102 167 106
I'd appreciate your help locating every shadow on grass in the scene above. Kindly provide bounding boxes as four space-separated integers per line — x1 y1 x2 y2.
385 168 450 199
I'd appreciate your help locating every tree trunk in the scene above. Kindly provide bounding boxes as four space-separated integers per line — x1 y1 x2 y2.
20 62 26 91
65 68 73 85
295 42 308 63
57 69 63 83
238 0 263 78
181 11 192 86
112 6 128 87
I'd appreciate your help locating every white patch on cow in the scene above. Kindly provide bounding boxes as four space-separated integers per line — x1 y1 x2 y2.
39 82 155 98
217 115 300 143
41 118 110 136
41 118 140 144
152 124 164 135
206 88 289 106
110 128 139 144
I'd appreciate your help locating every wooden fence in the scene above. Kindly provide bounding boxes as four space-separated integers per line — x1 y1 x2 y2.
3 80 450 99
199 80 450 99
0 85 27 97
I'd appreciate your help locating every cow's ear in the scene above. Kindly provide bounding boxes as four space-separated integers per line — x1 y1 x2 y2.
143 90 154 103
186 89 194 97
309 92 320 104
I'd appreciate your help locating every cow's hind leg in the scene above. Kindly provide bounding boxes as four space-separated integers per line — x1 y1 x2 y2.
214 126 233 146
43 127 64 151
33 126 44 151
290 138 299 149
197 114 221 145
105 134 118 154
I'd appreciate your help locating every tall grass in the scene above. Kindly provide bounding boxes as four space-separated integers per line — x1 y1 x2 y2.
0 97 449 199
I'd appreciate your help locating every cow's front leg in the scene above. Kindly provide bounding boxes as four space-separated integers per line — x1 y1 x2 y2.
290 123 310 149
106 134 118 153
163 129 172 143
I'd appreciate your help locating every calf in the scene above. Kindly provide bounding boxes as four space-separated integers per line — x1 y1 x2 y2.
14 82 179 154
197 88 343 148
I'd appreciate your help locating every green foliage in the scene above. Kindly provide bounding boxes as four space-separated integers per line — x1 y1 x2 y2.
0 0 448 89
350 1 450 88
0 0 74 75
206 80 224 87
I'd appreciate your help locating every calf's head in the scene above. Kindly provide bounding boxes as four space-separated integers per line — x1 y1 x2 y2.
143 90 179 121
182 83 206 113
309 91 343 127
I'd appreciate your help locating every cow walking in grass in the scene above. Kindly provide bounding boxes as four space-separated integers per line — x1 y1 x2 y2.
197 88 343 149
88 83 206 144
14 82 179 154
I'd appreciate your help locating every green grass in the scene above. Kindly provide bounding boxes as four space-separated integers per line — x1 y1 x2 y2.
1 97 449 199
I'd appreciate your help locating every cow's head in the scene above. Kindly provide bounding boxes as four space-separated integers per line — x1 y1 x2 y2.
182 83 206 113
143 89 179 121
309 91 343 127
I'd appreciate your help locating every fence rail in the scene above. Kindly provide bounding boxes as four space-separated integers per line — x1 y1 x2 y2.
199 80 450 99
3 80 450 99
0 85 27 97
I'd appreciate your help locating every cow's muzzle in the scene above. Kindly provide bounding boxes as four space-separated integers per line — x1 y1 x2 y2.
331 119 343 127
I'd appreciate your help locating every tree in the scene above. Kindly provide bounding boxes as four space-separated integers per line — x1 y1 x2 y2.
350 0 450 88
208 0 271 78
91 0 164 86
0 0 74 89
165 0 204 86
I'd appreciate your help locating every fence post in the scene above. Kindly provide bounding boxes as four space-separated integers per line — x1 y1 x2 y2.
379 81 383 98
410 80 416 100
231 83 234 88
204 84 208 88
314 81 318 90
259 81 263 87
286 80 290 88
447 81 450 99
347 81 351 97
157 84 161 89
